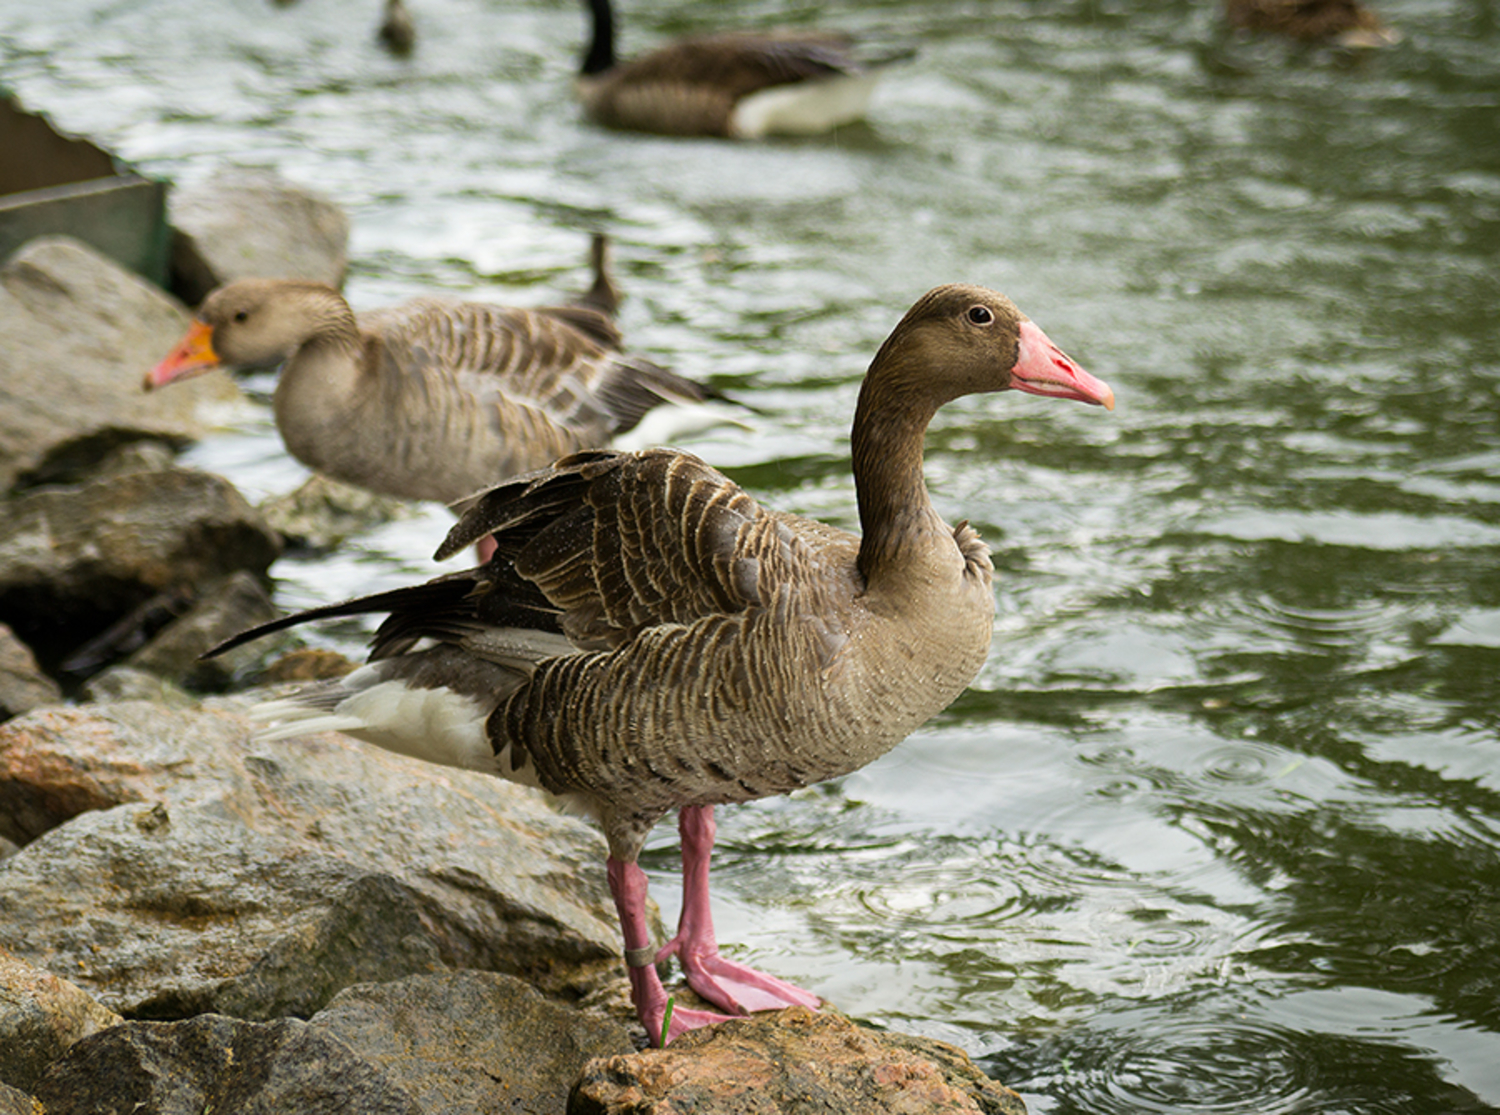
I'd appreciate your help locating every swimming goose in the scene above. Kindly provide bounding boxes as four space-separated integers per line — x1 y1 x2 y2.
378 0 416 55
211 285 1115 1044
144 240 712 511
576 0 914 138
1223 0 1399 47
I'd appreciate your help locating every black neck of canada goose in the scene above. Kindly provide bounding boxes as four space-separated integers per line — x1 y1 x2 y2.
582 0 616 76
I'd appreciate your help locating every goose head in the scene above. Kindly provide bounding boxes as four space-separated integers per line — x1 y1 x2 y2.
861 284 1114 413
144 279 354 389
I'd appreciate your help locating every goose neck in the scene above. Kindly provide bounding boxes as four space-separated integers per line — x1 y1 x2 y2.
850 375 942 583
272 296 363 407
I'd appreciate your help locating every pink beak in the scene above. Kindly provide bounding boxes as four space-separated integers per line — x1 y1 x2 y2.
1011 319 1115 410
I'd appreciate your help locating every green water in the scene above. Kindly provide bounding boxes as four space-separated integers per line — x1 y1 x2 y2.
4 0 1498 1108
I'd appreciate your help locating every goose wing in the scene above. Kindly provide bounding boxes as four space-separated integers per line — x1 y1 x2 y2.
439 448 856 649
362 299 710 440
209 447 850 675
617 31 865 96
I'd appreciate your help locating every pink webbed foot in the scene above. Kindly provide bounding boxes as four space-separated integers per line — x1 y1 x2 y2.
632 969 738 1046
656 934 821 1015
661 805 821 1016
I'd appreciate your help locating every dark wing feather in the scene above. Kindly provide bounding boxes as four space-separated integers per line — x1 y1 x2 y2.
438 449 784 648
204 566 561 660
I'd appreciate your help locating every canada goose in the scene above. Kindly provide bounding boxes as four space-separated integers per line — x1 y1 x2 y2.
575 0 914 138
1223 0 1399 47
145 237 714 513
212 285 1115 1044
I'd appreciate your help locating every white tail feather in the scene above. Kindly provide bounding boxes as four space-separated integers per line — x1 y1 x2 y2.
730 73 881 139
250 667 506 777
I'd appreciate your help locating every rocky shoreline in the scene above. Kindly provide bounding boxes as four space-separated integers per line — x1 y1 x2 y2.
0 169 1026 1113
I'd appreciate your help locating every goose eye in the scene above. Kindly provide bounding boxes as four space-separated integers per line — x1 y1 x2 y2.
967 305 994 325
233 310 249 323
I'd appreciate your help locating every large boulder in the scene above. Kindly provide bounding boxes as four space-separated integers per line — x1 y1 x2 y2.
0 800 447 1021
169 166 349 305
0 700 636 1014
0 236 242 493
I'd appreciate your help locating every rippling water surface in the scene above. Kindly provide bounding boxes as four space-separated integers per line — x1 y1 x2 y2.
5 0 1498 1108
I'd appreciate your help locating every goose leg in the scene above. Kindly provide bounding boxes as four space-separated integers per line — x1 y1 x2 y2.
607 856 734 1045
655 805 822 1015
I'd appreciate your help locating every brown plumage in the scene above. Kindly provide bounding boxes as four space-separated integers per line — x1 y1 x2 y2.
214 284 1115 1044
576 0 914 138
1224 0 1399 47
144 238 712 508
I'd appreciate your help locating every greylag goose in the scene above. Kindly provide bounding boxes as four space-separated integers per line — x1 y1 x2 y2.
576 0 914 138
144 241 713 512
1223 0 1399 46
211 285 1115 1044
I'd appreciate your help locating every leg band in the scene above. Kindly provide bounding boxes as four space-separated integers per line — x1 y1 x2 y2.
624 945 658 969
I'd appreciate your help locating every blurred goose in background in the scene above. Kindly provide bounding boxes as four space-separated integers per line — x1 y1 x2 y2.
575 0 915 138
145 236 719 525
1224 0 1399 47
212 285 1115 1044
378 0 416 55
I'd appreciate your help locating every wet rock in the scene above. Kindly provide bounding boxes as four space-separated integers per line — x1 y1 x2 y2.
0 700 635 1012
0 466 281 673
32 1013 423 1115
259 472 423 553
0 945 122 1092
123 570 278 689
569 1008 1028 1115
312 970 635 1114
169 166 349 306
0 236 242 493
0 623 60 722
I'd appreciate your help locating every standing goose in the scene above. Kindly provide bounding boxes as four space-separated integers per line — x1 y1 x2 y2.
212 285 1115 1044
576 0 914 138
144 238 713 512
